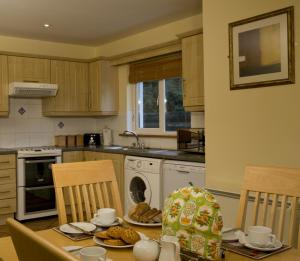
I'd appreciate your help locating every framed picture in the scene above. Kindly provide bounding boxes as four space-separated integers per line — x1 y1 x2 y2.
229 6 294 90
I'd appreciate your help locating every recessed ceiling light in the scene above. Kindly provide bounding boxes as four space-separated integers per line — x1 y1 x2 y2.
43 23 51 28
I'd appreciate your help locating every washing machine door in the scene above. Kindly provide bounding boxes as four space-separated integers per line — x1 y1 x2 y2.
128 172 151 205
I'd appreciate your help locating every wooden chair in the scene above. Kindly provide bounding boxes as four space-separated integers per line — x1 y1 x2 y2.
52 160 123 225
6 218 78 261
236 165 300 247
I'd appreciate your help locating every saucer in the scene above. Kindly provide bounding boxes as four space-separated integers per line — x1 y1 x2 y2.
90 217 123 227
243 236 282 251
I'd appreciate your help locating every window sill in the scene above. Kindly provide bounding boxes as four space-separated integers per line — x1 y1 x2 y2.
119 133 176 139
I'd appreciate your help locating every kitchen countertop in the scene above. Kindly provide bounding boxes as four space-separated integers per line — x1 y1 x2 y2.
62 146 204 163
0 148 17 155
0 146 204 163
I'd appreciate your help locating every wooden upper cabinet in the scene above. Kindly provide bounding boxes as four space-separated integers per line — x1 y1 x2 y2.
0 55 8 117
8 56 50 83
89 61 119 115
182 34 204 111
42 60 89 115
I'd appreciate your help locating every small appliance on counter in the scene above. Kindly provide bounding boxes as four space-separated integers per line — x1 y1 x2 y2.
177 128 205 154
102 127 113 146
83 133 101 146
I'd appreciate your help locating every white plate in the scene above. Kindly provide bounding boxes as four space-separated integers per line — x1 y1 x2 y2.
243 236 283 251
59 222 96 234
93 232 147 248
222 229 240 242
123 215 162 227
91 217 123 227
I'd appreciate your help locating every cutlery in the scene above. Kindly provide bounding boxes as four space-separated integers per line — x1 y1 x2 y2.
67 223 94 235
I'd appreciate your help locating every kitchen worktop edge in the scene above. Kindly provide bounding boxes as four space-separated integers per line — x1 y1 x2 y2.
61 146 205 163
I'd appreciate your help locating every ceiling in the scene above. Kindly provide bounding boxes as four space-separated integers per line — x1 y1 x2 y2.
0 0 201 46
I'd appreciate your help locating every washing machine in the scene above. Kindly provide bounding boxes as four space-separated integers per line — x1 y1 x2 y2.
124 156 163 214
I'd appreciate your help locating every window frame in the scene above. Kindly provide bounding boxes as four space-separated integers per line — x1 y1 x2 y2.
131 78 188 135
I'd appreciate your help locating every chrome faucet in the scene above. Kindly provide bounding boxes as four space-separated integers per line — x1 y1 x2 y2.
122 130 141 148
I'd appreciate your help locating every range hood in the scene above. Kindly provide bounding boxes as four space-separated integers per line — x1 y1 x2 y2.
9 82 58 98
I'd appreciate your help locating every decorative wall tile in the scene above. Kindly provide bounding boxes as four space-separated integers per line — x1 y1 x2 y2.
18 107 26 115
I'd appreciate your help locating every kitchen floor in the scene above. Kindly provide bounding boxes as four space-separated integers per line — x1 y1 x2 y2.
0 216 58 238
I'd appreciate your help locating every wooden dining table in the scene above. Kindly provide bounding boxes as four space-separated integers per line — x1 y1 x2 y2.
0 224 299 261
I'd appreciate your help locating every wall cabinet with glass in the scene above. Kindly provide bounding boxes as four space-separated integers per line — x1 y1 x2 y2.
8 56 50 83
0 55 8 117
182 34 204 111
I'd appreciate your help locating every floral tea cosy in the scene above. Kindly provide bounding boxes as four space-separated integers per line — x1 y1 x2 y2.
162 186 223 260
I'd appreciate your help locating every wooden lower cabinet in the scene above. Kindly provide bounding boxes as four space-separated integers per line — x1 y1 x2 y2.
62 151 84 163
0 154 16 225
62 151 125 206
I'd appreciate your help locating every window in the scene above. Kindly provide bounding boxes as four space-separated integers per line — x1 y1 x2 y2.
134 77 191 134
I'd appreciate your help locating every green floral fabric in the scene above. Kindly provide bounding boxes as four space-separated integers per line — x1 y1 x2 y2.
162 186 223 260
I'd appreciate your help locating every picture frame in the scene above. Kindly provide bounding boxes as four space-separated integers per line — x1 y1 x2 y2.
229 6 294 90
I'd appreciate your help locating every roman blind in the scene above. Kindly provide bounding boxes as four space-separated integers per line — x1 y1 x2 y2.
129 52 182 83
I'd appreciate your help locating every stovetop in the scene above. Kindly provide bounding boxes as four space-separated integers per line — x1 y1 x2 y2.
17 146 62 157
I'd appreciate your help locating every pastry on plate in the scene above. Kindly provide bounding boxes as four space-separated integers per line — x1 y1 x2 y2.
106 226 124 239
103 239 127 246
129 203 150 221
95 231 111 239
121 228 141 244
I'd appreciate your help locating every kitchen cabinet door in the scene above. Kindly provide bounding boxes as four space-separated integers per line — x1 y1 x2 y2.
63 151 84 163
182 34 204 111
0 55 8 117
0 154 16 225
84 151 103 161
42 60 89 115
8 56 50 83
89 60 119 115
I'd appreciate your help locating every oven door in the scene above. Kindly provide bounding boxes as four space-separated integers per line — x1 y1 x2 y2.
22 157 57 187
16 186 57 220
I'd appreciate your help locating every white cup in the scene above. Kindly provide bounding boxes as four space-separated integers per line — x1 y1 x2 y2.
248 226 276 247
94 208 116 226
80 246 106 261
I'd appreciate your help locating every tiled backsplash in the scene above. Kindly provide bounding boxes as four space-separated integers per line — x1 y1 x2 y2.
0 98 205 149
0 98 98 148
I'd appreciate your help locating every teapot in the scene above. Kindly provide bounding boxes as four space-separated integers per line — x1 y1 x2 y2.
133 239 160 261
158 235 181 261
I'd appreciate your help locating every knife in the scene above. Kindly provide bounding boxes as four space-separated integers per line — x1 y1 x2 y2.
67 223 94 235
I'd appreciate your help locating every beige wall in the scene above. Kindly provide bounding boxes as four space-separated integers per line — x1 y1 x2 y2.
95 14 202 56
0 35 95 59
203 0 299 193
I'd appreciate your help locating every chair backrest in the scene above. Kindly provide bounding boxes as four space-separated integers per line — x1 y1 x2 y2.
236 166 300 246
6 218 78 261
52 160 123 225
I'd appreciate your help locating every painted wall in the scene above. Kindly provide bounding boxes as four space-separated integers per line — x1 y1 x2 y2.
95 14 202 56
203 0 299 193
0 35 95 59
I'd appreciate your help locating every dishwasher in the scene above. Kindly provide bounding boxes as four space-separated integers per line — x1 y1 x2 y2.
162 160 205 200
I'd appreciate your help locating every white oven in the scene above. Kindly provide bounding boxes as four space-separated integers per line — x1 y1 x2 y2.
16 147 62 221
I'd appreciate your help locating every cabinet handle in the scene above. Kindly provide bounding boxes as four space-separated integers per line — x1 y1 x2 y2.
0 161 10 164
0 206 10 209
176 170 190 174
0 176 10 179
0 191 10 194
24 80 39 83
